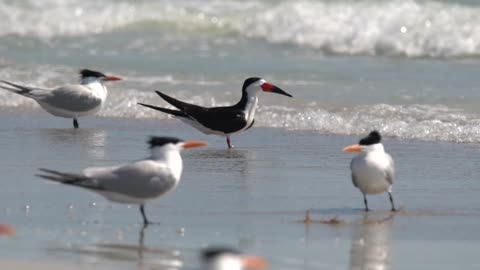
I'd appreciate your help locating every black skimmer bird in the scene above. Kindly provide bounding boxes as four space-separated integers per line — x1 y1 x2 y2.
343 131 397 212
201 247 267 270
36 136 208 225
138 77 292 148
0 69 122 128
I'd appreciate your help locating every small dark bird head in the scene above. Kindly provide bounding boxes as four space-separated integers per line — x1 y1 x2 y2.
148 136 208 150
359 130 382 145
80 69 107 79
242 77 292 97
201 247 241 262
242 77 262 91
343 130 383 152
201 246 267 270
148 136 183 148
80 69 122 82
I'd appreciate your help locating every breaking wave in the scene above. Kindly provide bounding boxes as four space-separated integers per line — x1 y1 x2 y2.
1 0 480 58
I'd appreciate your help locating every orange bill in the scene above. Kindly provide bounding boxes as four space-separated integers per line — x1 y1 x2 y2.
104 76 123 81
0 224 15 236
343 144 362 152
183 140 208 149
242 256 267 269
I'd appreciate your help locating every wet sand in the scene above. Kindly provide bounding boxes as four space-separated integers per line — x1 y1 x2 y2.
1 112 480 269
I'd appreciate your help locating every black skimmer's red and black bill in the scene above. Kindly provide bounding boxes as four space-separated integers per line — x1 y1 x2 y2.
36 136 208 226
343 131 397 212
138 77 292 148
0 69 122 128
201 247 267 270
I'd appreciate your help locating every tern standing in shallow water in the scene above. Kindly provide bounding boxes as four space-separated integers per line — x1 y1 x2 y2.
138 77 292 148
343 131 397 212
0 69 122 128
36 136 207 225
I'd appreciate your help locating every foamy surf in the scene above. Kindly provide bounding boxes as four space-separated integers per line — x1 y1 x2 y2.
1 0 480 58
1 85 479 143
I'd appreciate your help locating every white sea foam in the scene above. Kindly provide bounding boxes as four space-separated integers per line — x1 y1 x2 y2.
235 0 480 57
256 104 480 143
1 0 480 58
1 82 479 143
0 0 249 37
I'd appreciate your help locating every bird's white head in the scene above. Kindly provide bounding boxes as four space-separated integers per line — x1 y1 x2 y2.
79 69 122 85
201 247 267 270
149 136 207 181
242 77 292 98
343 130 385 153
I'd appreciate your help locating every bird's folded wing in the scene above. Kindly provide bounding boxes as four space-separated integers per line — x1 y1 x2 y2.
41 85 102 111
84 160 173 198
154 90 248 133
192 107 248 133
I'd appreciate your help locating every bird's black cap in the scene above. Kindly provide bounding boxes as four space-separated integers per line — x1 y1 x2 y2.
359 130 382 145
201 247 241 261
242 77 262 91
148 136 183 148
80 69 106 79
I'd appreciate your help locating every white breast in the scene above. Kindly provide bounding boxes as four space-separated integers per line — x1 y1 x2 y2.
241 95 258 132
351 152 392 194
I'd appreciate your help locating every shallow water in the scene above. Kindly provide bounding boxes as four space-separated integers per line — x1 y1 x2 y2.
0 114 479 269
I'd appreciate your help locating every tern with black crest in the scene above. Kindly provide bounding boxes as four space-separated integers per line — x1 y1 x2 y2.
36 136 207 225
343 131 397 212
0 69 122 128
138 77 292 148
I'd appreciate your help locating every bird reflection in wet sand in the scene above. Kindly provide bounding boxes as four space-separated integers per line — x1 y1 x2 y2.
187 149 255 176
349 213 394 270
47 225 183 269
38 128 108 159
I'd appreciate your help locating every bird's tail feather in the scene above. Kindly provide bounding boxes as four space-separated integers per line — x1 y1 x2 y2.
138 102 189 117
37 168 93 186
36 168 104 190
154 90 196 112
0 80 34 95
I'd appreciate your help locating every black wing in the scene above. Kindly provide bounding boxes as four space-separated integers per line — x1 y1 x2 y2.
193 106 248 133
155 90 248 133
138 102 189 117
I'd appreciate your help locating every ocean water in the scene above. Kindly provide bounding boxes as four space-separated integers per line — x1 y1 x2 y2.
1 0 480 142
1 0 480 269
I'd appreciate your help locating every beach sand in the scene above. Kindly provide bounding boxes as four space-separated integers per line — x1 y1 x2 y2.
1 112 479 269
